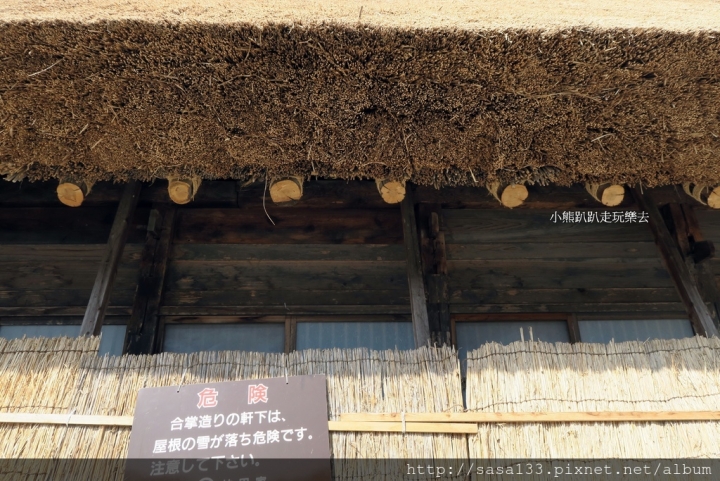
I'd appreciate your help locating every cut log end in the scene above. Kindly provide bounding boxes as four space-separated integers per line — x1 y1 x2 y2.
500 184 529 208
684 183 720 209
57 181 92 207
708 187 720 209
376 179 406 204
586 183 625 207
269 177 304 204
168 180 193 204
488 182 528 208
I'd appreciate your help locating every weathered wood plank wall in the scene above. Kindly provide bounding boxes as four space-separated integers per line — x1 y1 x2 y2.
3 179 716 350
444 208 687 314
695 210 720 318
0 182 145 328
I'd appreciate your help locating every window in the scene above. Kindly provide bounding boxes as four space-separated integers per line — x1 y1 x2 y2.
160 316 414 353
296 321 413 350
577 318 694 343
0 324 126 356
453 315 571 374
163 323 285 353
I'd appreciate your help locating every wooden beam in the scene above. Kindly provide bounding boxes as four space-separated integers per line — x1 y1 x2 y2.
632 188 719 338
168 176 201 205
376 179 406 204
124 206 176 354
327 421 476 434
567 313 581 343
0 413 472 433
339 411 720 423
679 205 720 324
419 205 451 345
269 176 304 204
0 413 134 427
57 179 94 207
401 188 431 348
4 411 720 429
585 183 625 207
80 181 142 337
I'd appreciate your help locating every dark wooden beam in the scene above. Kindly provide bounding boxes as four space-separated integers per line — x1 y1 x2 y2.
124 206 176 354
418 205 451 345
80 181 142 337
675 205 720 325
400 187 431 348
632 188 719 337
567 314 581 343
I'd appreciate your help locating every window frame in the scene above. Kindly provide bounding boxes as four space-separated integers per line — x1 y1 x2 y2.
159 314 413 354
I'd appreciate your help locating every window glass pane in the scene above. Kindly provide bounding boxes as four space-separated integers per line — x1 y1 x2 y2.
163 324 284 353
296 322 414 351
578 319 694 343
456 321 570 351
456 321 570 375
0 324 126 356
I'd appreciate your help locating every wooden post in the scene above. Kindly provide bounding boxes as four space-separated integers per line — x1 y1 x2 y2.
632 188 719 337
80 181 142 337
665 204 720 326
124 205 176 354
418 205 451 345
401 187 431 347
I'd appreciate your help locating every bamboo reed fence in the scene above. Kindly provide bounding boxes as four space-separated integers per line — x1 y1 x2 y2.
1 336 720 480
0 338 465 480
466 336 720 461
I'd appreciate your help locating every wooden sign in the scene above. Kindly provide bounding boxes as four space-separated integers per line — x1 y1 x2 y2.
125 376 331 481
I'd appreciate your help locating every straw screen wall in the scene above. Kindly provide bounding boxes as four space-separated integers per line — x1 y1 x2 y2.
0 339 464 480
1 336 720 479
466 336 720 459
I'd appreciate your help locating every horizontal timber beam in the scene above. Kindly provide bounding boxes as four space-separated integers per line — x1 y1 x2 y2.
340 411 720 423
3 412 720 431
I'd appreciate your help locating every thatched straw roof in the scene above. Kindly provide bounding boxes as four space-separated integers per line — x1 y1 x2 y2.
1 1 719 186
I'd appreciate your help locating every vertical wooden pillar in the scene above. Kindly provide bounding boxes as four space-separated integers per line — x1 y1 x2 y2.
663 203 720 327
633 188 718 337
80 181 142 337
418 204 451 345
401 187 431 348
124 205 176 354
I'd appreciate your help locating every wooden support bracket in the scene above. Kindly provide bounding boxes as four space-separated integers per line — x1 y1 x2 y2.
632 188 719 338
80 181 142 337
124 205 176 354
401 187 431 348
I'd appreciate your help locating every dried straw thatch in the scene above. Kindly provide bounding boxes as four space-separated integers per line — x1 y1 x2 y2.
0 1 719 187
0 338 464 480
466 336 720 459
